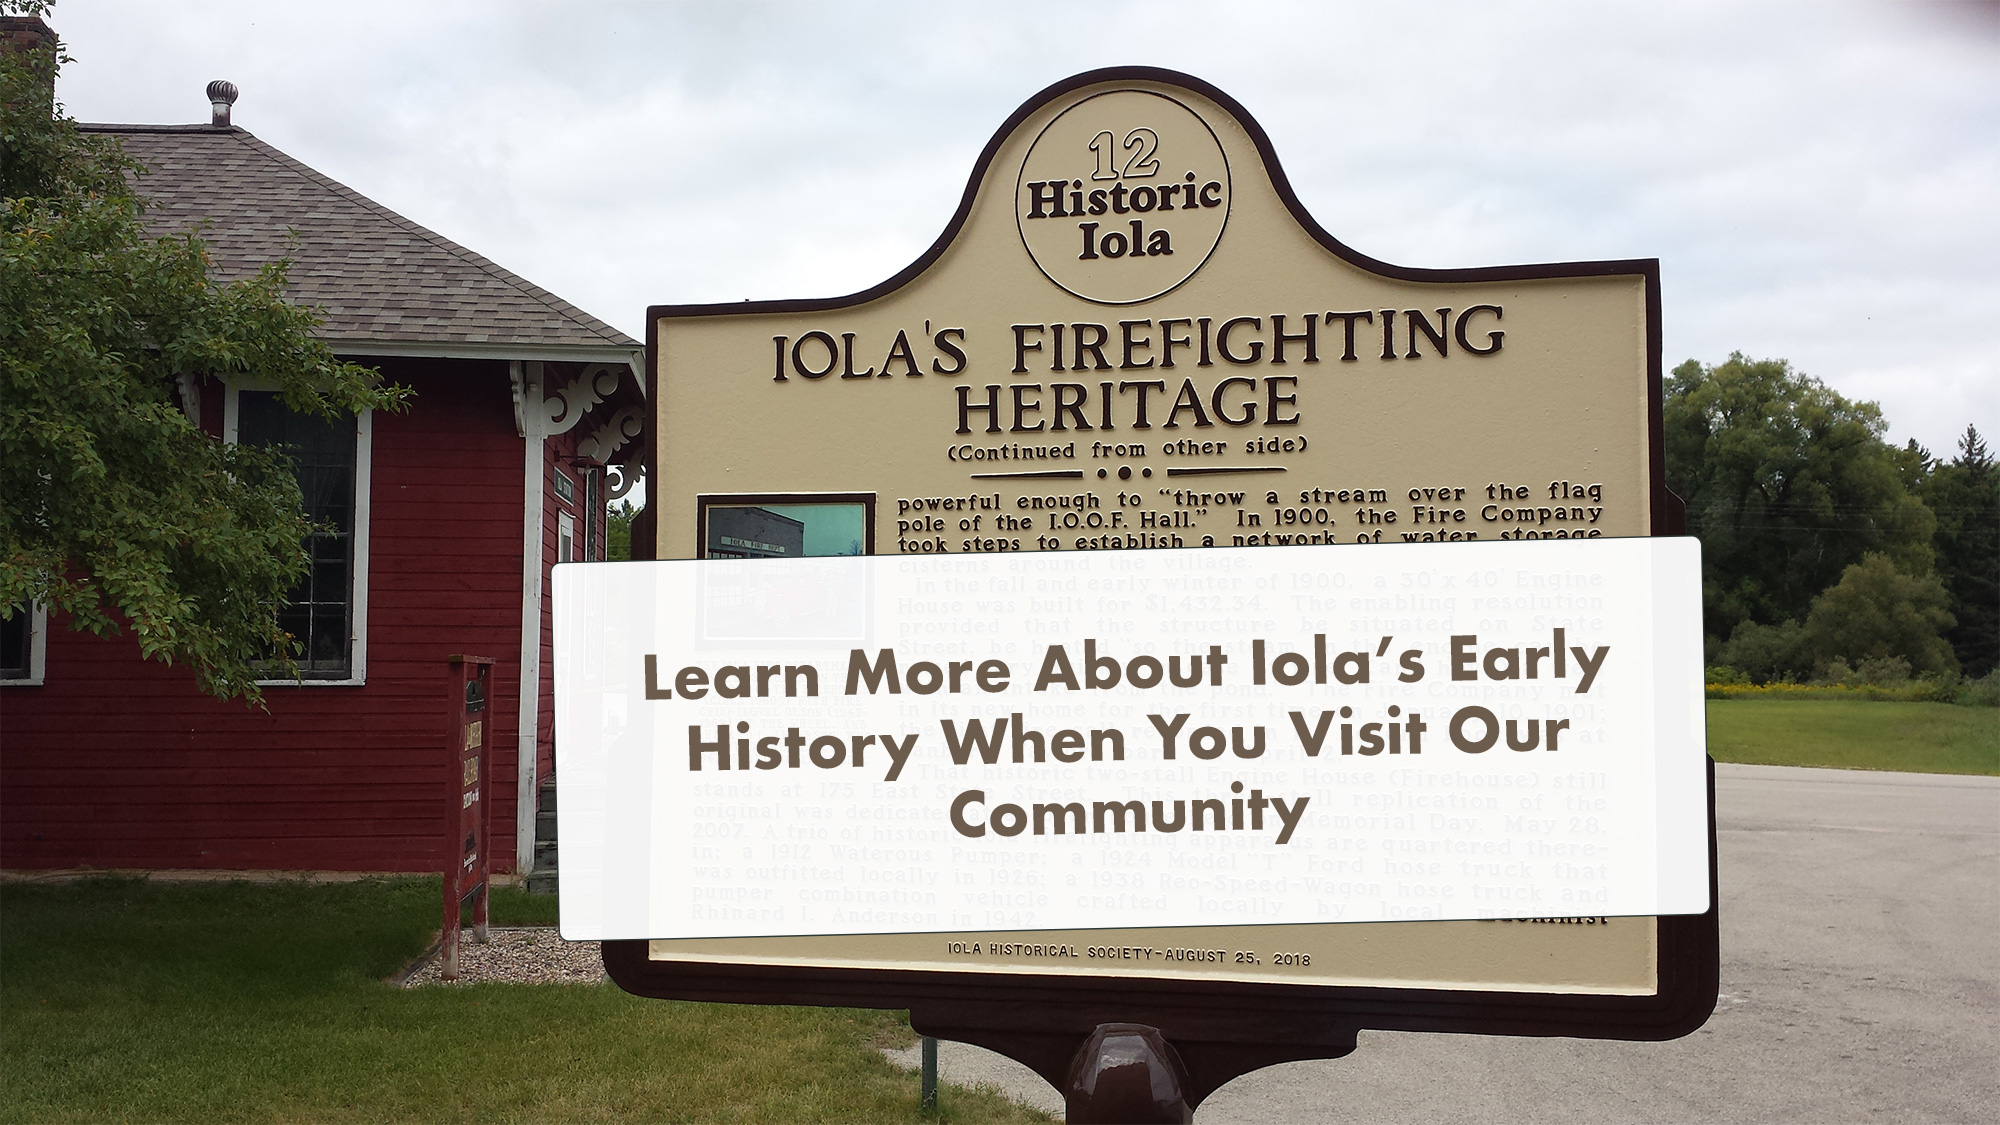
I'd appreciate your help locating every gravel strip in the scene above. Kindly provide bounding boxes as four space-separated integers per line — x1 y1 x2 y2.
398 926 606 987
883 1041 1066 1119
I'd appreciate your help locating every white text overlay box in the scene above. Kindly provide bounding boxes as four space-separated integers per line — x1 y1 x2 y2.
554 538 1708 940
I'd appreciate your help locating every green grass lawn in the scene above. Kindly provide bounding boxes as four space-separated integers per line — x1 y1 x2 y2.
1706 699 1999 775
0 878 1049 1124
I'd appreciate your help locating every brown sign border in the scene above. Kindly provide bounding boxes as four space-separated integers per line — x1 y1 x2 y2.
622 65 1714 1103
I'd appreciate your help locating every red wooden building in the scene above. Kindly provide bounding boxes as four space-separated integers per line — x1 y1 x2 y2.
0 75 644 879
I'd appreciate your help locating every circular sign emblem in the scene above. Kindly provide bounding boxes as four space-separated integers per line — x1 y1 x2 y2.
1016 90 1231 305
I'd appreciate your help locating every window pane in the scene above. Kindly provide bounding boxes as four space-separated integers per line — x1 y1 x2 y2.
307 606 348 669
306 474 353 532
312 557 349 600
0 607 30 679
241 391 357 678
277 606 312 658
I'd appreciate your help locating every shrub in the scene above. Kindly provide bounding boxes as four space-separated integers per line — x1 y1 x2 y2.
1705 668 1999 705
1719 618 1810 683
1961 669 2000 708
1815 654 1912 686
1802 554 1958 676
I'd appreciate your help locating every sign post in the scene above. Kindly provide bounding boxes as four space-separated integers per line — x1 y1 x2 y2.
442 654 496 980
560 67 1717 1113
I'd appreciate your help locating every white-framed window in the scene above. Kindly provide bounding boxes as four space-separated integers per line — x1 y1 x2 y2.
0 601 48 686
558 510 576 564
224 384 372 686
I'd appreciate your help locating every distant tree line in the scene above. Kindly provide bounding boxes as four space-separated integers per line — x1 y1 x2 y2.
603 359 1993 692
1666 354 1996 687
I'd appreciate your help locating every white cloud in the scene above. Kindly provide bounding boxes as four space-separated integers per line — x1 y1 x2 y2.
50 0 1999 453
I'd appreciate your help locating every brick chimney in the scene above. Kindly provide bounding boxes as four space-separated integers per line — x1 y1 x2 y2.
0 14 59 111
0 13 54 56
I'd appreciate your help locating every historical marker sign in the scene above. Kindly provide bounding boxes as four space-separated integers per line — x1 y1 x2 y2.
560 67 1717 1102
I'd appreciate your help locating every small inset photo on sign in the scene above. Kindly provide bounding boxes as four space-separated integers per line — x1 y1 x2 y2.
700 499 870 559
696 496 873 643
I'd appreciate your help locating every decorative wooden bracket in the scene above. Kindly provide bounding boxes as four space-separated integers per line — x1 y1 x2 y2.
581 405 645 501
605 461 641 500
578 405 643 465
509 360 536 439
543 364 623 435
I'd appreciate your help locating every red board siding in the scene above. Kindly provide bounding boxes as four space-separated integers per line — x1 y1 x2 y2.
0 358 548 873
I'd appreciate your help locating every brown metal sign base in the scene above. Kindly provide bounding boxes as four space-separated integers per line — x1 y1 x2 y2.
1062 1024 1195 1124
913 1016 1344 1116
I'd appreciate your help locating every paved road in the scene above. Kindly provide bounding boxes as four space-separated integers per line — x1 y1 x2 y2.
914 764 2000 1123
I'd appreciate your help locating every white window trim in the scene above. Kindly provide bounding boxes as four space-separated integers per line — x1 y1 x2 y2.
224 382 372 687
0 601 49 687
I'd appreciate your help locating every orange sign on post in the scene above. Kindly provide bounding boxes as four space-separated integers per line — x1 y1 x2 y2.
442 655 497 979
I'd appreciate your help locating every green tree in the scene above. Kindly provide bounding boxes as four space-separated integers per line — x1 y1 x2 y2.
1800 553 1957 677
1665 353 1936 645
1918 426 1998 677
606 499 636 562
0 5 406 701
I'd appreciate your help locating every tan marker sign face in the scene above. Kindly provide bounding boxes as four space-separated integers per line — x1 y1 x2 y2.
616 68 1703 1021
1017 90 1231 304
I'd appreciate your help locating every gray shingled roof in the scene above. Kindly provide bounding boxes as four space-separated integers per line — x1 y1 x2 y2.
79 124 639 356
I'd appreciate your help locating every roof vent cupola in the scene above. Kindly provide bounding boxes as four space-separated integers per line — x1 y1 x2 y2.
206 79 237 127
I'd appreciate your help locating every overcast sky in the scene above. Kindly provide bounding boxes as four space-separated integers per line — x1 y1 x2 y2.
48 0 1999 456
